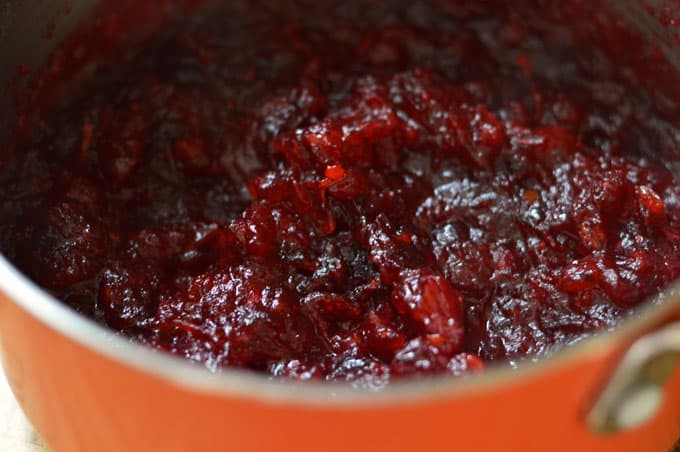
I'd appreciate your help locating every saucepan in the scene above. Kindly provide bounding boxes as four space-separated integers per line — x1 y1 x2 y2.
1 0 680 451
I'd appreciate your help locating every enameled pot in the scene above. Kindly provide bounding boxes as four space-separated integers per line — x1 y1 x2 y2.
2 1 680 451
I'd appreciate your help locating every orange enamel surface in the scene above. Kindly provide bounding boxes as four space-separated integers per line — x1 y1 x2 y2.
1 292 679 452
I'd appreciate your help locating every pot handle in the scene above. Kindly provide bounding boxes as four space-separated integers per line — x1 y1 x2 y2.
587 321 680 433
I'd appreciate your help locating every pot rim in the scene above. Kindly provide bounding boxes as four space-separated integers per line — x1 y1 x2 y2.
1 253 679 405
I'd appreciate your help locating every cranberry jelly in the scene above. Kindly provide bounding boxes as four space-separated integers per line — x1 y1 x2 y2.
2 0 680 387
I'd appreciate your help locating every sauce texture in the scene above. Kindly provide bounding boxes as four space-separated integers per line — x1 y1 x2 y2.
2 0 680 387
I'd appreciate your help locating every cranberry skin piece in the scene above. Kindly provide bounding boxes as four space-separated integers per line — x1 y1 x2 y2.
433 235 495 298
303 292 362 322
361 312 407 362
467 105 507 168
576 210 607 251
249 171 314 214
557 256 602 293
300 292 363 353
230 202 278 257
257 86 327 137
391 268 464 345
391 335 453 375
636 185 666 227
593 170 632 218
365 216 430 285
99 261 159 330
327 168 369 200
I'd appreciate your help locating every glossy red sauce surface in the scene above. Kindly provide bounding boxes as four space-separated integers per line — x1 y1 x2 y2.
3 0 680 386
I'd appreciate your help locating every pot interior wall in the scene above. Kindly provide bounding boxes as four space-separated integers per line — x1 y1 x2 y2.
0 0 97 137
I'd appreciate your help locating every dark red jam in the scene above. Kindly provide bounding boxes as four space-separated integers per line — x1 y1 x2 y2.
3 0 680 386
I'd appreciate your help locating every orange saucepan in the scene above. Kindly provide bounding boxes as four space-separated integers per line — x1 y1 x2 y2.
2 1 680 451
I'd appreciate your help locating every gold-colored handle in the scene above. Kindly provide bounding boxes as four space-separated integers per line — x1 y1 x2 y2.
588 322 680 433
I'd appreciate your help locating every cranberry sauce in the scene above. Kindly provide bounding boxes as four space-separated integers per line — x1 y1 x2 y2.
2 0 680 387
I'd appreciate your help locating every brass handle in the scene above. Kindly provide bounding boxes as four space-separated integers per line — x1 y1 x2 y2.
587 322 680 433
